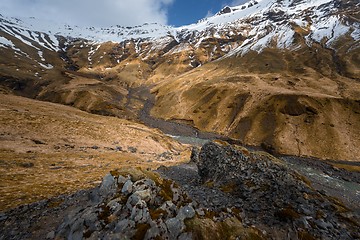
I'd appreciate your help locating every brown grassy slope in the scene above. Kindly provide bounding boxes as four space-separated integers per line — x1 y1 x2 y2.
151 46 360 161
0 35 203 119
0 94 189 211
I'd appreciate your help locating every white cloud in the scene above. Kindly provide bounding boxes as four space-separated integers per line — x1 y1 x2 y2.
0 0 174 27
205 10 214 18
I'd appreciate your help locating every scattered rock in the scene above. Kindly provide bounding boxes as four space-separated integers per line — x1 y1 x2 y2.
99 174 116 196
158 151 173 161
1 142 359 240
32 139 45 145
117 175 129 185
121 180 133 195
114 219 135 234
129 199 150 223
165 217 185 239
19 162 34 168
51 171 195 239
177 205 195 220
0 213 7 221
46 231 55 239
128 146 137 153
160 141 360 239
178 232 193 240
189 146 200 164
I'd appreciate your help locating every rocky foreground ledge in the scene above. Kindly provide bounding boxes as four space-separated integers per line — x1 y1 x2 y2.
1 142 359 239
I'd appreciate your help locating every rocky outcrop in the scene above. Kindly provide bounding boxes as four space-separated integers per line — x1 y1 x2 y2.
1 0 359 162
196 142 360 239
54 171 196 240
1 143 359 240
45 143 360 239
158 142 360 239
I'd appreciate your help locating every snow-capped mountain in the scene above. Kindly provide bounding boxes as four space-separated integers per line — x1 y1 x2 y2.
1 0 359 57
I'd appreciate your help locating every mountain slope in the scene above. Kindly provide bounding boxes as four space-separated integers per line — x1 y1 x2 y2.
0 0 359 161
0 93 189 211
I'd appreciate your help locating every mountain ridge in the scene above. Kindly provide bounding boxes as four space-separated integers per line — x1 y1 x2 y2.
1 0 359 52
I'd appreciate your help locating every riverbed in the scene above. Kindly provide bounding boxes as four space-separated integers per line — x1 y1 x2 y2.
132 86 360 212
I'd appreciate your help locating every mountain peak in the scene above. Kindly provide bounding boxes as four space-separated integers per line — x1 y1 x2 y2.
217 6 233 16
0 0 359 54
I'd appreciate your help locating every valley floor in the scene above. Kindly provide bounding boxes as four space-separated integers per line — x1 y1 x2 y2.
0 91 359 239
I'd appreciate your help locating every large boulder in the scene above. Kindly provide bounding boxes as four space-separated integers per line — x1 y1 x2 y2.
196 142 360 240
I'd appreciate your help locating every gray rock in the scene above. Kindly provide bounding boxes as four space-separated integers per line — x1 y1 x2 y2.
315 219 333 230
100 174 116 196
165 217 185 239
179 232 193 240
196 208 205 216
133 179 157 192
0 213 7 221
117 175 128 185
299 205 312 216
88 231 100 240
121 180 133 195
160 201 177 217
134 189 153 203
88 189 101 203
144 224 160 240
128 146 137 153
114 219 135 234
190 147 200 163
104 232 133 240
130 199 150 223
145 219 169 240
69 218 84 240
297 216 311 229
46 231 55 239
126 194 141 210
81 208 100 232
177 205 195 220
106 197 122 213
171 184 180 202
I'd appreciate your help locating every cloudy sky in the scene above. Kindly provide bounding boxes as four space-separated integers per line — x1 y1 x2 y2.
0 0 249 27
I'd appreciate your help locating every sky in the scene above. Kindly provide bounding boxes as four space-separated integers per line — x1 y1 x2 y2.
168 0 249 26
0 0 250 27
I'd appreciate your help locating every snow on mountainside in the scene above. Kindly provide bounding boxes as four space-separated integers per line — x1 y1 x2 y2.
180 0 360 55
0 0 359 57
0 14 175 43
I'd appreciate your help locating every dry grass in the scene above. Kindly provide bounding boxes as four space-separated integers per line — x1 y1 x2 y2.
0 150 187 211
330 163 360 172
151 49 360 161
0 94 190 211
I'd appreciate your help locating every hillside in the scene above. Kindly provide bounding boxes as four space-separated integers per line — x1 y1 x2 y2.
0 0 360 239
1 142 359 239
0 0 359 159
0 93 189 211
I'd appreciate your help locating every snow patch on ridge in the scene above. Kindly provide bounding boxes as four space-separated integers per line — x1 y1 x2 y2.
0 36 14 48
0 0 359 59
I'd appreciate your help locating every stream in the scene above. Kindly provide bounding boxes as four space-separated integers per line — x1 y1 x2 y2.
131 86 360 212
169 134 360 212
283 156 360 212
